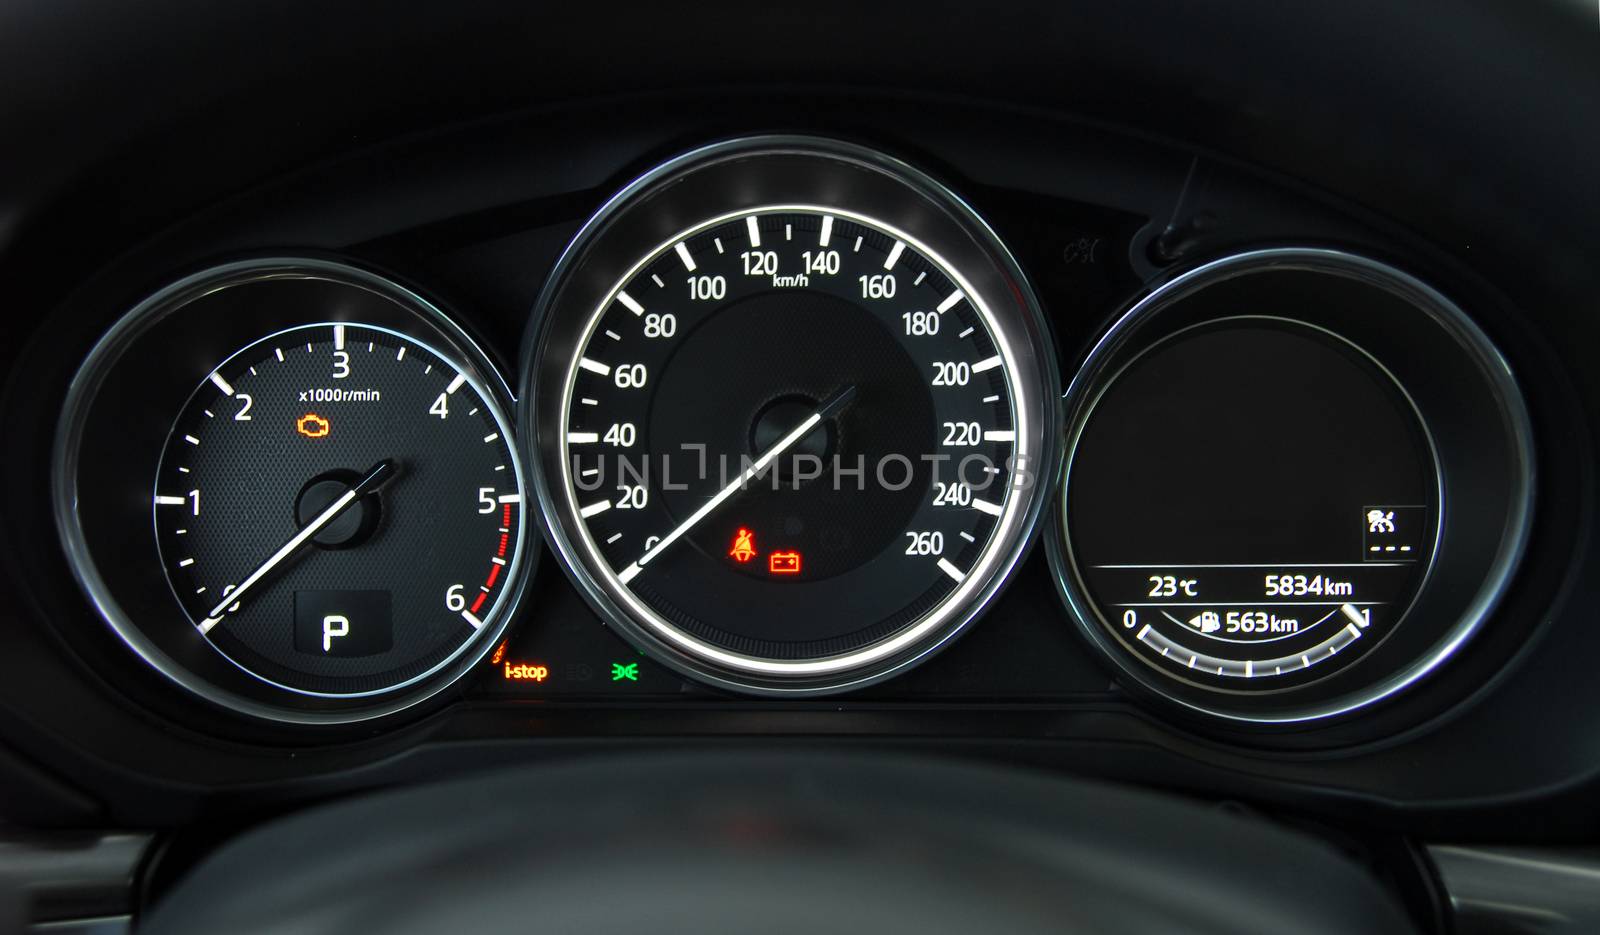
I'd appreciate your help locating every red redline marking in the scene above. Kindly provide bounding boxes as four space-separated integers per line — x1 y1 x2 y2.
475 503 514 617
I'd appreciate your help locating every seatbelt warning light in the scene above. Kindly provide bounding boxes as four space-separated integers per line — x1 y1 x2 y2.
769 551 802 575
729 527 757 563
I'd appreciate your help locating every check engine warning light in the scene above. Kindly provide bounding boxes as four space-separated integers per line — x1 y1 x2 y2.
295 412 331 438
729 528 757 563
769 551 802 575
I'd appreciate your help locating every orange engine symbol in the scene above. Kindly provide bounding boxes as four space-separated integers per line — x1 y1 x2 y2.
296 412 331 439
729 527 757 563
769 551 802 575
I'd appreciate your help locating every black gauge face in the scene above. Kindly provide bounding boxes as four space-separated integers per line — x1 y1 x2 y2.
529 141 1057 694
153 322 527 696
1068 317 1439 692
565 209 1021 666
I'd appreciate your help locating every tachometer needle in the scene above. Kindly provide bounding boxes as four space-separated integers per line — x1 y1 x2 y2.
617 385 856 584
198 459 397 633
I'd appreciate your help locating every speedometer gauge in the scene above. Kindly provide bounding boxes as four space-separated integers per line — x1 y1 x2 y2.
525 138 1059 695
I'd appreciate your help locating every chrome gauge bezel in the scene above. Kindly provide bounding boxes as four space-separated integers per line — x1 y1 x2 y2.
53 258 535 725
523 136 1061 696
1049 248 1535 724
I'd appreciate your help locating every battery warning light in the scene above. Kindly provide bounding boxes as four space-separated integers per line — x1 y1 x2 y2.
729 528 757 563
296 413 331 439
769 551 802 575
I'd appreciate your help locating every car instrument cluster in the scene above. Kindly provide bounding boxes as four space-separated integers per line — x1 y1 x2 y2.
51 137 1534 726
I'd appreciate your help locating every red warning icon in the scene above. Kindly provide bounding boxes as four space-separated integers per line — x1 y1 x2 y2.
729 527 757 563
768 551 802 575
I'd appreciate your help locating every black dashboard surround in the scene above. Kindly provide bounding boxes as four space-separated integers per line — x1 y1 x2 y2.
0 0 1597 911
140 752 1417 935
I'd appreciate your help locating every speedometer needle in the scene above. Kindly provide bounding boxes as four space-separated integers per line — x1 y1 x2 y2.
617 385 857 584
198 459 397 633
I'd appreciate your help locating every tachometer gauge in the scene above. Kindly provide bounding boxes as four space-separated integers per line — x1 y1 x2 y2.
153 322 525 696
524 138 1059 695
1050 250 1534 723
56 260 533 723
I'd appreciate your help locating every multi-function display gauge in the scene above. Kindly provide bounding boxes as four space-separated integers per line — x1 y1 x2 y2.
525 138 1059 695
1050 250 1534 723
56 260 533 723
1068 319 1437 687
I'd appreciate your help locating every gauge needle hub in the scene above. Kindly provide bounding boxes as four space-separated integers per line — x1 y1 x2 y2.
199 459 397 633
617 386 856 584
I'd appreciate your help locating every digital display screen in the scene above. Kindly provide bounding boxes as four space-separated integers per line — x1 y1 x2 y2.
1067 320 1437 689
